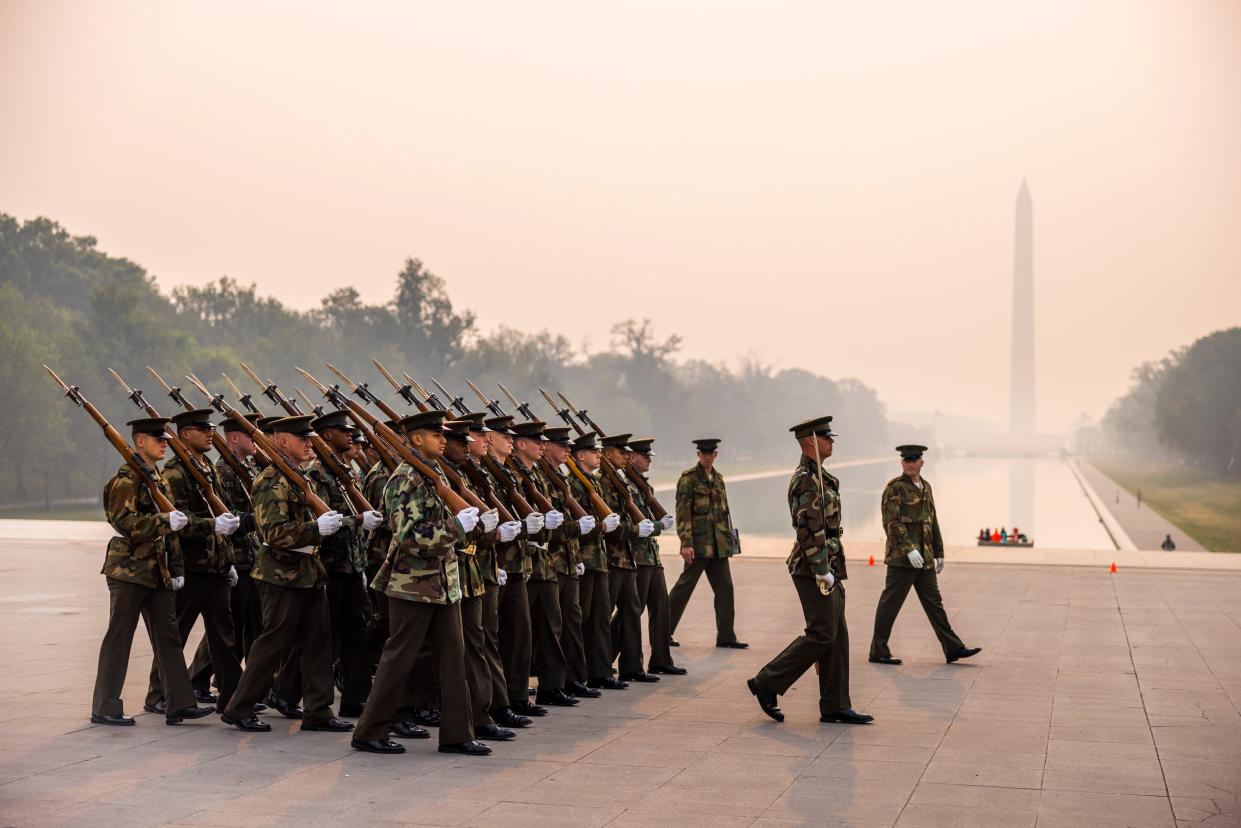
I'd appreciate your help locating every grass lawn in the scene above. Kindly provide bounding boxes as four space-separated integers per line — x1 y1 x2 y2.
1089 455 1241 553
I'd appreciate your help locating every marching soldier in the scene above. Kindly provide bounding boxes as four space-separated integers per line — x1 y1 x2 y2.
869 445 981 666
350 410 491 756
91 417 213 726
144 409 243 715
625 438 684 675
748 416 872 725
668 438 745 649
361 421 397 670
305 410 384 717
220 415 353 734
600 434 658 683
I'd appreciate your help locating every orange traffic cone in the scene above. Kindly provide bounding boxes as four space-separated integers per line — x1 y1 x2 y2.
1110 562 1117 573
868 555 875 566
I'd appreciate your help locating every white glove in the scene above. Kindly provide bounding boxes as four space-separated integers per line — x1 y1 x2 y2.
935 558 944 575
602 513 621 533
480 509 499 533
227 565 238 587
498 521 522 543
544 510 564 530
575 562 586 576
317 510 344 536
524 512 545 534
168 510 188 532
214 513 240 535
170 576 185 591
497 568 509 586
815 571 836 590
361 510 383 532
577 515 596 536
637 519 655 538
660 514 674 531
907 549 925 569
455 506 480 534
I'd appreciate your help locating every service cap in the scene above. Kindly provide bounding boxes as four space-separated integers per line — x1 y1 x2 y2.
257 416 282 434
511 420 547 440
789 416 837 440
310 410 351 433
627 436 655 455
601 433 632 450
571 431 600 451
445 419 475 442
170 409 215 431
692 438 721 452
128 416 171 438
543 426 573 445
896 444 928 461
271 415 316 437
484 415 515 435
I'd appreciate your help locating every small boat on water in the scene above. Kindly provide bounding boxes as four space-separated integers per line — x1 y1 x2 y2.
977 538 1034 548
977 527 1033 548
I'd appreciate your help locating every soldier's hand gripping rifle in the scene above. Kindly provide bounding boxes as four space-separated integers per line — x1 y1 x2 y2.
110 369 231 517
44 365 176 513
306 365 474 514
239 363 372 516
537 387 617 522
548 390 645 523
146 367 255 499
183 373 332 516
498 382 588 521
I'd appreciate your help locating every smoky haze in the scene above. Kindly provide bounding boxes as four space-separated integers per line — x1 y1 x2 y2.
2 1 1240 431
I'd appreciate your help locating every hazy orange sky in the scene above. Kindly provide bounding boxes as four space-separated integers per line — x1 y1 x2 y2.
3 1 1239 430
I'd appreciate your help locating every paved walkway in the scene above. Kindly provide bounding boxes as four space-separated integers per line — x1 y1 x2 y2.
2 536 1240 827
1076 461 1206 552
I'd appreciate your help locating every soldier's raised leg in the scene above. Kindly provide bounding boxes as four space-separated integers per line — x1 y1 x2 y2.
666 557 707 636
869 567 916 661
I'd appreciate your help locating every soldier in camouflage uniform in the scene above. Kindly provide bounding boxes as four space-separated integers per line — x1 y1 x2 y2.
220 416 353 734
91 417 213 726
361 428 396 670
869 445 980 666
566 433 627 689
143 409 243 714
625 438 684 675
668 438 745 648
749 416 872 725
351 410 491 756
540 427 599 698
305 410 384 717
601 434 659 683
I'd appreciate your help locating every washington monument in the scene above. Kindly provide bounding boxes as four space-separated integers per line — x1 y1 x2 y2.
1010 179 1035 435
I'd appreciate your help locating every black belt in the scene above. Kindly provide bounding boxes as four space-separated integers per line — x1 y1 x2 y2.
824 527 841 539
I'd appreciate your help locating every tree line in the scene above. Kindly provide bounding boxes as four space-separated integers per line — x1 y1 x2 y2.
0 213 889 509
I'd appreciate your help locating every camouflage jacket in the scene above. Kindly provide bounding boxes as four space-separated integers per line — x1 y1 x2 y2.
102 463 183 589
517 460 559 582
487 461 531 578
539 463 582 576
675 464 735 558
372 459 462 605
251 463 327 589
163 453 232 574
361 461 393 570
786 454 847 580
304 459 365 574
443 457 489 599
882 475 944 567
459 459 501 585
216 453 259 570
567 469 608 572
626 469 664 567
598 468 637 571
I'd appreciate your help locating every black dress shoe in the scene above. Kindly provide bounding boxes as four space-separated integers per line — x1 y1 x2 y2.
946 646 982 663
253 702 268 713
717 640 749 649
651 664 687 675
869 655 903 665
587 677 629 690
166 705 215 725
143 699 166 715
492 707 532 728
338 703 365 717
390 720 431 739
475 723 516 741
438 740 492 756
414 708 442 727
821 708 874 725
221 714 272 732
510 701 548 717
90 713 135 726
194 688 218 704
352 737 405 754
566 681 601 698
669 637 680 647
264 692 303 719
301 717 354 732
747 677 784 722
620 671 660 683
535 688 580 707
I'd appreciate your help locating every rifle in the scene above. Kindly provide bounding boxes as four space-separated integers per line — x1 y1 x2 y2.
111 369 230 517
305 365 474 514
299 385 399 474
495 382 588 520
536 387 616 521
184 373 332 516
146 367 254 499
44 365 175 513
239 363 371 516
557 391 668 521
544 390 644 523
218 371 272 468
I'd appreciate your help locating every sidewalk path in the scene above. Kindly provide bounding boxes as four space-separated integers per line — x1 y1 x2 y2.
1076 460 1206 552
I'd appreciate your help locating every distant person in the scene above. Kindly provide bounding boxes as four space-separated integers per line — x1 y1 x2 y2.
978 529 987 542
1136 488 1143 509
1000 528 1008 543
991 529 1000 543
1161 534 1176 551
869 445 981 667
